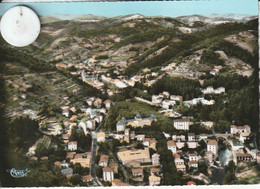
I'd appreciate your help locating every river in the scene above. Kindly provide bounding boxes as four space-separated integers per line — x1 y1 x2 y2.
211 140 232 184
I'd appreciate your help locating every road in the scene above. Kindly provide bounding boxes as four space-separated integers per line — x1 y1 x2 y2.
90 122 104 186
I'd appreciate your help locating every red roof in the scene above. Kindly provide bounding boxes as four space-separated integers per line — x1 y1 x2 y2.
174 118 190 122
173 153 181 158
167 140 176 146
188 133 195 136
208 140 217 145
187 181 196 185
103 167 113 172
132 168 143 174
66 152 75 159
74 153 84 159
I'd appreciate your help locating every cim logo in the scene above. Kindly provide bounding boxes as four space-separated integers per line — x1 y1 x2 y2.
7 168 30 178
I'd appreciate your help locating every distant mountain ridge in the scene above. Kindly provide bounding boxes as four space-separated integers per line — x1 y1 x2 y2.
41 13 258 24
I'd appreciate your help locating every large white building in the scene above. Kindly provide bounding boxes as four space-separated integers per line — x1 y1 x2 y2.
173 118 190 130
103 167 114 182
68 141 77 151
230 125 251 134
207 140 218 156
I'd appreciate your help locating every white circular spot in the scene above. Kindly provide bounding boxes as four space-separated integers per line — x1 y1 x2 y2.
0 6 40 47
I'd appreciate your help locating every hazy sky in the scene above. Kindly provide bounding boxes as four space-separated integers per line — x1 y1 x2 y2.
0 0 258 17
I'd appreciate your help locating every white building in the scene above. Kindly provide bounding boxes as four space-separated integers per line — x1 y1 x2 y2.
97 132 106 142
68 141 77 151
188 153 199 161
103 167 114 182
188 133 195 141
173 118 190 130
116 117 126 132
207 140 218 156
167 140 177 153
152 153 160 165
231 125 251 134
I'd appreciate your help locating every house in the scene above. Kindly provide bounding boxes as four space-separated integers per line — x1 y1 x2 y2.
188 133 195 141
117 148 151 166
130 131 135 140
188 160 198 168
85 98 93 106
136 134 145 141
66 152 76 159
116 117 126 132
149 175 161 186
172 135 186 141
82 175 93 183
70 153 90 168
167 140 177 153
109 162 118 174
152 95 163 104
112 179 132 186
239 133 250 143
173 118 190 130
132 168 143 177
127 113 157 128
170 95 183 102
99 155 109 167
54 161 61 167
236 153 252 162
215 87 225 94
62 108 70 117
175 159 186 173
162 99 175 109
201 86 214 94
150 168 160 175
201 121 214 129
189 153 199 161
103 167 114 182
207 140 218 156
231 125 251 134
62 134 70 140
199 133 208 140
97 132 106 142
143 138 157 150
79 121 88 135
86 119 96 130
104 99 111 109
152 153 160 165
68 141 77 151
187 181 196 185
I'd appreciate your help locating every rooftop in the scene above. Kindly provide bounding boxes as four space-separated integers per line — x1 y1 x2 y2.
117 148 150 163
208 140 217 145
167 140 176 146
103 166 113 172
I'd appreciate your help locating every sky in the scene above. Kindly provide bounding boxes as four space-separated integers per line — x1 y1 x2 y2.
0 0 258 18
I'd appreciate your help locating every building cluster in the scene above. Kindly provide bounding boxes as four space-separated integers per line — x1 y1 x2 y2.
116 113 157 131
201 86 225 95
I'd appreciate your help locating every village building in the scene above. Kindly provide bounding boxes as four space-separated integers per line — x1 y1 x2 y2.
116 117 126 132
188 160 198 168
189 153 199 161
103 167 114 182
99 155 109 167
207 140 218 157
205 151 214 163
240 133 250 143
66 152 76 160
175 159 186 173
150 168 160 175
188 133 196 141
172 135 186 141
132 168 144 177
149 175 161 186
117 148 151 167
152 153 160 165
70 153 90 168
230 125 251 134
127 113 157 128
173 118 190 130
82 175 93 183
104 99 111 109
199 133 208 140
136 134 145 141
112 179 132 186
187 181 196 185
170 95 183 102
109 162 119 174
97 132 106 142
68 141 77 151
167 140 177 153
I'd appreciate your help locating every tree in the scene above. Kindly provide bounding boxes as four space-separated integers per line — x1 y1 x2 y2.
73 163 83 175
69 175 82 186
96 166 103 178
223 170 235 184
